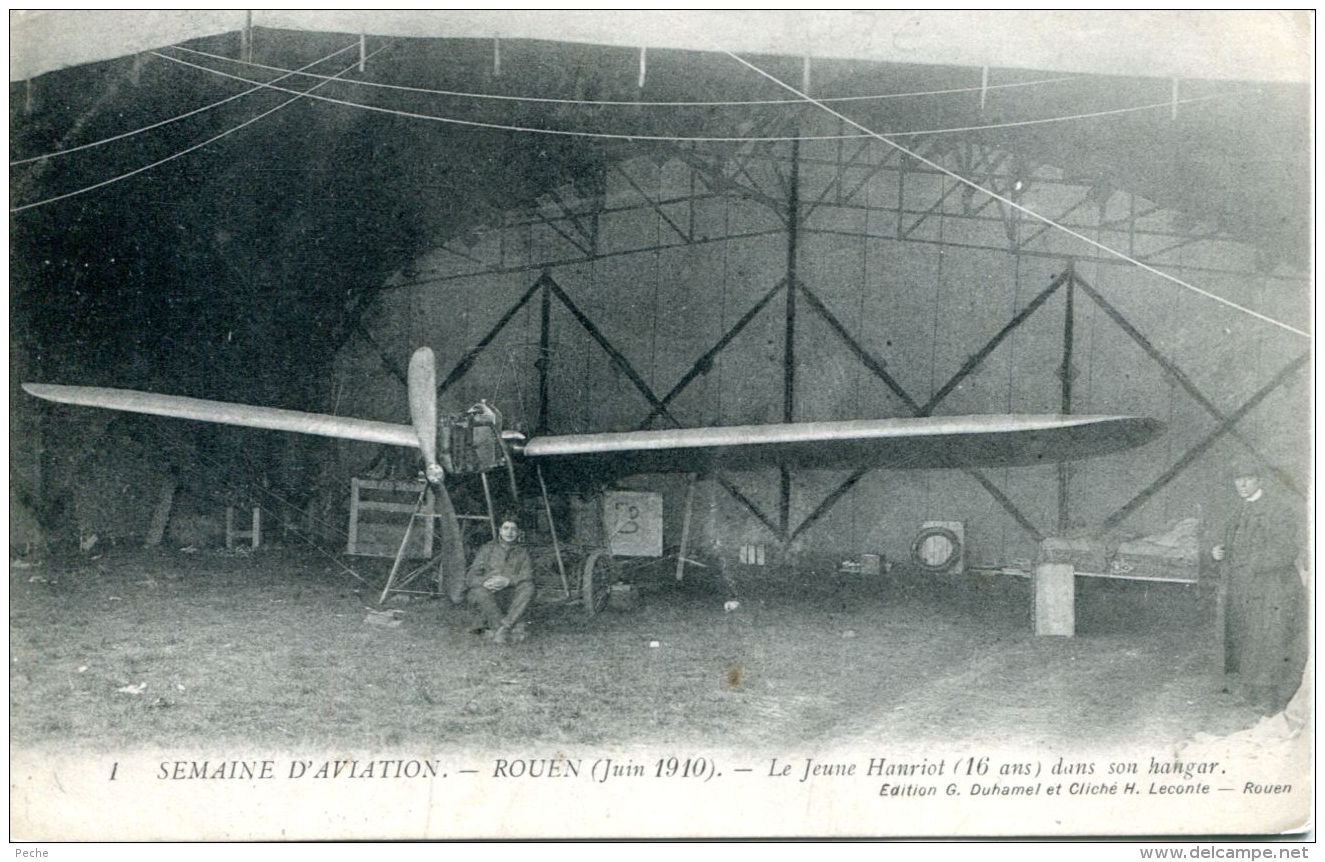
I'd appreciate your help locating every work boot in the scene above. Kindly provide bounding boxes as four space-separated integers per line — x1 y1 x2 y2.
492 624 510 645
510 622 528 643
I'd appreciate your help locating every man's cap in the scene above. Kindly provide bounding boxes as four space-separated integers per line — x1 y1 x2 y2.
1229 456 1262 477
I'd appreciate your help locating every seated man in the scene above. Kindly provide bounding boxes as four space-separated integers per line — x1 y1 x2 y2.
465 518 535 644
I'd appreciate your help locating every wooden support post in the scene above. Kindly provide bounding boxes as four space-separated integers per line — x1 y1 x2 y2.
241 11 253 63
1127 192 1137 257
479 472 498 539
1035 562 1075 636
1057 265 1076 533
536 466 570 597
379 485 428 604
784 136 800 425
347 478 359 553
638 47 647 89
493 38 501 76
676 474 697 581
359 34 366 73
896 153 906 238
979 66 989 111
1214 563 1228 673
144 474 176 547
225 503 261 550
537 275 552 433
781 133 801 539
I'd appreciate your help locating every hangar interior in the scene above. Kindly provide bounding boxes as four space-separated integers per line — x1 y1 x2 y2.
10 13 1312 583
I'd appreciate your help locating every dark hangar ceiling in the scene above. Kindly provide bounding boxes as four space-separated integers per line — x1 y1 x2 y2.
9 22 1311 398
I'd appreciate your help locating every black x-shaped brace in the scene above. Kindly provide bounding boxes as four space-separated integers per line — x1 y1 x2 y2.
374 267 1305 546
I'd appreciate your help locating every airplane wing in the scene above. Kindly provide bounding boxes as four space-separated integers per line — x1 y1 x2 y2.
23 382 1162 476
21 383 419 448
518 415 1163 477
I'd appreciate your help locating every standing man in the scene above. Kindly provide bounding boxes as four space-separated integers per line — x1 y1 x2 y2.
1212 464 1308 715
466 518 535 644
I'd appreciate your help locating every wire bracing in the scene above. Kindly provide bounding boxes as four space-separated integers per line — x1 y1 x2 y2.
12 37 1302 343
9 44 387 214
167 43 1079 108
719 51 1308 340
152 50 1250 145
9 42 359 168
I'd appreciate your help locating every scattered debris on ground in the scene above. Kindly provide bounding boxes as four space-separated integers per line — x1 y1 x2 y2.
8 547 1266 750
364 608 404 628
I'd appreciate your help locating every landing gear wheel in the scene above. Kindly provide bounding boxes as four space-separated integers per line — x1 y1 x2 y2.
581 551 613 616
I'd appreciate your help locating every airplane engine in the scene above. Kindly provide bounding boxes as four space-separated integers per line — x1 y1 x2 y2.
438 409 508 475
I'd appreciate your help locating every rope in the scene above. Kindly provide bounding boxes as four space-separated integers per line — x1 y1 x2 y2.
167 43 1078 108
220 444 357 546
9 42 359 167
10 45 387 214
150 50 1249 145
183 424 351 542
135 422 374 587
722 50 1310 341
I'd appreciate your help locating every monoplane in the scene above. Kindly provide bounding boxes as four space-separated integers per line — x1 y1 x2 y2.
24 347 1163 608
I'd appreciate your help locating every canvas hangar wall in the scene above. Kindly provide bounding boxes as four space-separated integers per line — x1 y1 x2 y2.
335 114 1310 570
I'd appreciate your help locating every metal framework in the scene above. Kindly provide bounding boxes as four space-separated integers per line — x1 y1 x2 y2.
356 131 1308 550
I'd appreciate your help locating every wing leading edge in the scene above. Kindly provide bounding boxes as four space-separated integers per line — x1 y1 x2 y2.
23 382 1162 476
22 383 419 449
519 415 1164 476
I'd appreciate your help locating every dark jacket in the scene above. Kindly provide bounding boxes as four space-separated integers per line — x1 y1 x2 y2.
466 540 533 589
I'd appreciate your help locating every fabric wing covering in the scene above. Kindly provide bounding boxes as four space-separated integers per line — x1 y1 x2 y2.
518 415 1163 480
21 382 1161 481
21 383 419 449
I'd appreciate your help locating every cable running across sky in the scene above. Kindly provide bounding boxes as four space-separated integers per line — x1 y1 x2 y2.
10 45 388 214
13 36 1300 343
151 50 1248 145
10 42 360 168
719 51 1307 340
166 43 1078 108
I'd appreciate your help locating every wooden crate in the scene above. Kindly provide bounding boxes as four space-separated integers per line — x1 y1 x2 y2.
347 479 434 559
1034 562 1075 637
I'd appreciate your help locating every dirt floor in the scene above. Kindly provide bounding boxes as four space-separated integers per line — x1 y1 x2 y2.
10 546 1271 753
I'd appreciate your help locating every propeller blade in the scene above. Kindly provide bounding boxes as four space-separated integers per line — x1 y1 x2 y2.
408 347 438 468
434 482 469 604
